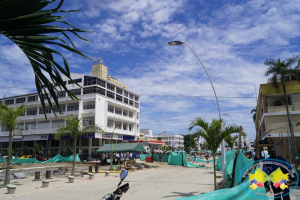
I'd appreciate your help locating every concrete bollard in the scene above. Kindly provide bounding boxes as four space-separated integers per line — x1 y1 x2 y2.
132 168 136 172
89 173 94 179
105 171 110 176
42 180 50 187
89 166 93 173
34 171 41 181
95 165 99 173
46 170 51 179
7 184 17 194
68 176 75 183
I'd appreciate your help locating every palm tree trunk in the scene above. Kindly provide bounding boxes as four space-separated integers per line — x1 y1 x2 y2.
71 138 77 176
282 83 297 169
4 131 12 186
109 137 113 171
213 154 216 190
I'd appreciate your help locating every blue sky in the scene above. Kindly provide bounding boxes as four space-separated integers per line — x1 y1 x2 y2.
1 0 300 141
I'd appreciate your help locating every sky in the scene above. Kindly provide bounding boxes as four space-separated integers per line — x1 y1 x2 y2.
1 0 300 141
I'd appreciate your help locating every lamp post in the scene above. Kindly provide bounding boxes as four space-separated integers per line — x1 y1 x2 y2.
168 41 226 178
222 114 236 125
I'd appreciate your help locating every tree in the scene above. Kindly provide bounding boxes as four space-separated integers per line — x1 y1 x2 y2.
189 117 239 190
0 0 91 113
20 146 30 156
183 134 196 152
250 108 256 123
157 137 162 141
33 143 44 156
264 56 300 167
0 103 25 186
224 135 239 150
54 118 104 176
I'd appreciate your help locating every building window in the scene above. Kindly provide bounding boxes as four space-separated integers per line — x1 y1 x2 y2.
57 91 66 98
25 122 36 130
67 104 79 111
39 107 51 114
116 87 123 95
107 91 115 99
108 105 114 113
135 102 139 108
27 95 38 102
27 108 37 116
97 78 106 87
124 91 128 97
244 142 246 147
107 119 114 128
98 87 105 96
53 106 65 113
68 78 82 84
129 112 133 118
135 96 139 101
123 123 127 130
234 142 237 147
5 99 14 105
116 95 122 102
123 110 128 116
82 118 95 125
69 89 81 96
129 124 133 131
115 107 122 115
16 97 25 104
52 120 64 128
137 112 139 120
107 83 115 91
124 98 128 104
129 93 133 99
115 121 122 129
83 102 95 110
129 100 133 106
38 121 50 129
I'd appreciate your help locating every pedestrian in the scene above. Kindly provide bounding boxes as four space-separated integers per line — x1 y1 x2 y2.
261 147 269 159
252 151 255 160
205 152 209 163
129 152 133 160
116 152 120 161
218 151 221 157
194 152 197 163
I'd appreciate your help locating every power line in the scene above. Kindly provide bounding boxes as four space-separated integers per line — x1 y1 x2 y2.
139 94 257 99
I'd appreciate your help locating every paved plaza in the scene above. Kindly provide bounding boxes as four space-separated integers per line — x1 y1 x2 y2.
0 162 215 200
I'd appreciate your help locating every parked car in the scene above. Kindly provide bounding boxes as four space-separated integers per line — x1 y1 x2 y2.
1 155 15 159
20 155 32 159
36 155 47 161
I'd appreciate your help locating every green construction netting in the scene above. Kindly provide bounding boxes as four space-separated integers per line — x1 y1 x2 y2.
167 151 212 169
190 156 214 163
95 143 146 153
175 181 268 200
153 154 169 162
215 151 233 171
0 154 81 164
139 154 152 161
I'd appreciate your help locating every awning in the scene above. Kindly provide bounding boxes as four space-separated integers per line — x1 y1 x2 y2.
95 143 146 153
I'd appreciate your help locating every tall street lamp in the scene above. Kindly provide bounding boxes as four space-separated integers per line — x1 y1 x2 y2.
222 114 236 125
168 41 227 178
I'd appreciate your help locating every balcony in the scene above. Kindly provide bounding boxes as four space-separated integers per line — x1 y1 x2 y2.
268 105 293 113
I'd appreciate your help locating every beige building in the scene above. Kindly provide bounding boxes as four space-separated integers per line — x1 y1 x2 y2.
255 77 300 160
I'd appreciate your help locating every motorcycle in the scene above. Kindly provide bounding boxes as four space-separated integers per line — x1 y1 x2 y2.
100 170 130 200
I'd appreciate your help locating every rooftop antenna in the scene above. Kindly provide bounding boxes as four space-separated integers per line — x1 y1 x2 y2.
93 57 103 65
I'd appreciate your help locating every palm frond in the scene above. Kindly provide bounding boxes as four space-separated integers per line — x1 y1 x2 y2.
0 0 92 117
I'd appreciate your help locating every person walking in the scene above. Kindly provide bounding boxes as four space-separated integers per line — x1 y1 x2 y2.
205 152 210 163
261 147 269 159
194 152 197 163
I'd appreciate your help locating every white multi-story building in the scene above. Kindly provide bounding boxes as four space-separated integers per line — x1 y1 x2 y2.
156 133 184 150
0 63 140 156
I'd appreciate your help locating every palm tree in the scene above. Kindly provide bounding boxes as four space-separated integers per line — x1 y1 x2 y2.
54 118 104 176
0 103 25 186
189 117 239 190
250 109 256 123
0 0 91 113
224 135 239 150
264 56 300 167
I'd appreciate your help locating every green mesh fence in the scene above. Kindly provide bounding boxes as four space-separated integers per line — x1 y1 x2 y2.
0 154 81 164
190 156 214 163
215 151 233 171
175 181 268 200
139 154 152 161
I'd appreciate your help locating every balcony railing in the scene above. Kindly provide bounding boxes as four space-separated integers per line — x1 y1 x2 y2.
268 105 293 113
